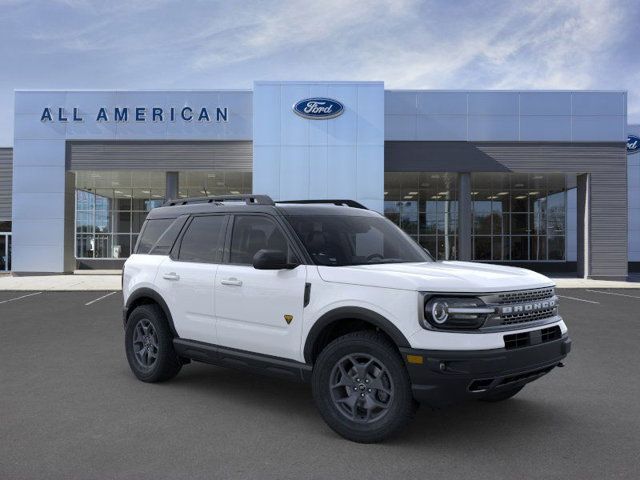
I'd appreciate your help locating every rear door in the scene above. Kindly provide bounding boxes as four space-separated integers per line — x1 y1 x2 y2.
157 214 229 345
214 214 307 361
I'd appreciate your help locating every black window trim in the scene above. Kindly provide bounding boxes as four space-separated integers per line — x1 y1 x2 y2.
223 212 309 267
170 213 230 264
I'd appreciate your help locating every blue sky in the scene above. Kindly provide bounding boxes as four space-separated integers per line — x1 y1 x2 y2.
1 0 639 146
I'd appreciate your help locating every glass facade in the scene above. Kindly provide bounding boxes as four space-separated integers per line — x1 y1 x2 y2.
471 173 566 261
177 171 252 198
75 171 167 259
384 173 458 260
384 172 568 262
75 170 252 260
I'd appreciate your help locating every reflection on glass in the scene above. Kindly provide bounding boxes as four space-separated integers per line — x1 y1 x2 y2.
384 173 458 260
471 173 567 262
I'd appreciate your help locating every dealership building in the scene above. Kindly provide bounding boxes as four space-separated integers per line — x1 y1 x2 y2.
0 81 638 279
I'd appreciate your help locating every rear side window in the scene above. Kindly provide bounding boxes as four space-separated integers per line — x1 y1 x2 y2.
149 216 188 255
177 215 227 263
135 218 174 254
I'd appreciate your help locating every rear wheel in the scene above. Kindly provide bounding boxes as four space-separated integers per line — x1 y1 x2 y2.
479 385 524 402
125 304 182 383
312 331 417 443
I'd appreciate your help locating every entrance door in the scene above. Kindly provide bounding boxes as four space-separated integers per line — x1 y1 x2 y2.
215 214 307 361
156 215 228 345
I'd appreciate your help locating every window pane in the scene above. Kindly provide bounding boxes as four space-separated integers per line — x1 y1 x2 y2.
76 212 93 234
230 216 289 265
179 215 227 263
492 236 506 261
531 236 547 261
132 211 148 234
473 236 491 260
548 236 565 260
114 235 131 258
419 236 437 259
510 236 528 260
511 214 529 234
76 235 93 258
136 218 174 254
115 211 131 235
93 234 112 258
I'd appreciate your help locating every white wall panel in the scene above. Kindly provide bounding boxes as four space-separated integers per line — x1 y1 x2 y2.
253 81 384 211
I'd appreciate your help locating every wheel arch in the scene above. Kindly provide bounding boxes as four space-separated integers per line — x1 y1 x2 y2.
124 287 178 338
303 307 410 364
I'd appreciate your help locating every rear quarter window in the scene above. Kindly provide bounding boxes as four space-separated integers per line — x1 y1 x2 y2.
135 218 180 254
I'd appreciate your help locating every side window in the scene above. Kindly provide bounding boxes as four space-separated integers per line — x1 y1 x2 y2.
229 215 294 265
149 216 188 255
135 218 174 254
177 215 226 263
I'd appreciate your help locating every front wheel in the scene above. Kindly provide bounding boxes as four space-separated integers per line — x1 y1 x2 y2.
312 331 417 443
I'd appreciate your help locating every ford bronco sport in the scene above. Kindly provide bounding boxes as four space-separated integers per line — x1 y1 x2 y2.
122 195 571 443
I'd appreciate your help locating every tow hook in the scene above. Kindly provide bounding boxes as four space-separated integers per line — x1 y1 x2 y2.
557 362 565 368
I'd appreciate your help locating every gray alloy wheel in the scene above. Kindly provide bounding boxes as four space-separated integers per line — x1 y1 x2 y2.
132 318 159 368
312 330 416 443
329 353 394 424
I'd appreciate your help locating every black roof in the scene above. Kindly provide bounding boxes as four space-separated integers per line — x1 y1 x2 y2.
147 195 379 220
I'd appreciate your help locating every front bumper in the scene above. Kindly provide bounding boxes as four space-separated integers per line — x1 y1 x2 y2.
400 334 571 407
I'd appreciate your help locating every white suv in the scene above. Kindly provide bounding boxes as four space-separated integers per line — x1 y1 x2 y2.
122 195 571 443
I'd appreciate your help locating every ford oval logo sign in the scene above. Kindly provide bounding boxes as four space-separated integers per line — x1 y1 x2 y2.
628 135 640 154
293 98 344 120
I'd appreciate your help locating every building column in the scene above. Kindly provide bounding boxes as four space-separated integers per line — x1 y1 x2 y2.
457 172 472 261
166 172 179 201
63 172 76 273
576 173 590 278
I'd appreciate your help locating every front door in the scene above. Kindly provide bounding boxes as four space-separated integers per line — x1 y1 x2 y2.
156 214 228 345
215 214 307 361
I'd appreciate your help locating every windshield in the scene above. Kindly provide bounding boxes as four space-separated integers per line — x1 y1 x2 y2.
285 214 433 266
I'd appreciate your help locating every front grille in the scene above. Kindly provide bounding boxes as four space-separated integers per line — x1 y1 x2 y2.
504 332 530 349
496 287 555 304
541 325 562 342
491 287 557 326
501 307 557 325
504 325 563 350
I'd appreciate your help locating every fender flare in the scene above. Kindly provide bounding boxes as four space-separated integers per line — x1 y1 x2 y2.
124 287 179 338
303 306 411 363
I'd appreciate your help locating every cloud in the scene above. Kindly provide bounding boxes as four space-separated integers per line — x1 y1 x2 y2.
0 0 638 145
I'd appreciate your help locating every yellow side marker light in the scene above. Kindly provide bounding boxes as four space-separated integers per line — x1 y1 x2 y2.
406 354 424 365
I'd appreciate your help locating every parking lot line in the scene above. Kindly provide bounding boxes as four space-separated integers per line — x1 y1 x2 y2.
0 291 43 304
585 289 640 300
557 294 600 304
84 291 118 306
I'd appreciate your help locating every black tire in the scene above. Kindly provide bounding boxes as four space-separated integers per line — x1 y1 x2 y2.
125 304 182 383
312 331 417 443
479 385 524 402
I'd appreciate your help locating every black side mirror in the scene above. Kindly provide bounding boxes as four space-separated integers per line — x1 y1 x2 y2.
252 249 297 270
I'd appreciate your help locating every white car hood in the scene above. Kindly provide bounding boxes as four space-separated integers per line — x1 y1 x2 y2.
317 261 554 293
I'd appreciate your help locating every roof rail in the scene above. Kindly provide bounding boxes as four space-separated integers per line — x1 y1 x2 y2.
163 194 275 207
276 199 368 210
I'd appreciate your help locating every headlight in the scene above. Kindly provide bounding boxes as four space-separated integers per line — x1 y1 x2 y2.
422 296 495 330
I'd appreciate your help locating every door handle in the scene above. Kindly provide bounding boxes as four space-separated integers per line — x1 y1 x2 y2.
163 272 180 281
220 277 243 286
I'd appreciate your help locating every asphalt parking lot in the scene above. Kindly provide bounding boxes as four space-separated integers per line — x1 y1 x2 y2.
1 289 639 479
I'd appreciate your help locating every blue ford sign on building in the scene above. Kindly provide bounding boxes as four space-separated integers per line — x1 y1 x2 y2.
293 97 344 119
628 135 640 154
